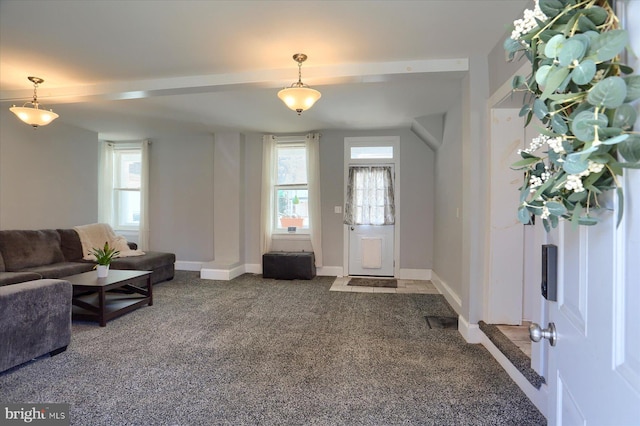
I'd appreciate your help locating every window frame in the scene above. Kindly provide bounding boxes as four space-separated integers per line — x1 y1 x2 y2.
273 139 310 234
111 145 142 232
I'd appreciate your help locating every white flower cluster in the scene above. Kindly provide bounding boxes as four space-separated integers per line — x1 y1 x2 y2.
541 204 551 220
518 134 565 155
529 168 551 193
564 161 606 193
511 0 548 40
547 136 566 154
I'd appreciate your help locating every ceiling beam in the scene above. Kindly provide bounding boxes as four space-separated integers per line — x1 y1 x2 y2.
0 58 468 105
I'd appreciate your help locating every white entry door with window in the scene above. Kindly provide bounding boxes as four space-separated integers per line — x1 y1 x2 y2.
345 165 395 277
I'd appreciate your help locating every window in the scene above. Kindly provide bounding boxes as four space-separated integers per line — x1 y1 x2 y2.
274 142 309 232
113 148 141 230
350 146 393 159
99 140 149 249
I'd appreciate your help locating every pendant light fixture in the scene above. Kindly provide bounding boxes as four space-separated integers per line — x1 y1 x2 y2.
277 53 321 115
10 76 59 127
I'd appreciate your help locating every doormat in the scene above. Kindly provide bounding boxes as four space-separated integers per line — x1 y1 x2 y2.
348 278 397 288
425 316 458 330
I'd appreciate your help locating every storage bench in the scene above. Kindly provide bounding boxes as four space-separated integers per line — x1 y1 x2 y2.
262 252 316 280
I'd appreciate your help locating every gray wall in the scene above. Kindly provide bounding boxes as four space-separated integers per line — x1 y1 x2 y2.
0 109 98 229
147 131 215 261
316 128 435 270
0 111 436 272
433 102 463 297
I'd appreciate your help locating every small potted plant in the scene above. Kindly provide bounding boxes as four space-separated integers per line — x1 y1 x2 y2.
89 241 120 277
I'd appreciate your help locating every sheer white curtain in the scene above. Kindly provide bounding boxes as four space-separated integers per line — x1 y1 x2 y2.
306 132 323 267
344 166 395 225
139 140 150 251
98 141 114 225
260 135 277 255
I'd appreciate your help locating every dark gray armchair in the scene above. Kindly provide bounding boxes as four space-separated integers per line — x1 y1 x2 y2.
0 279 72 373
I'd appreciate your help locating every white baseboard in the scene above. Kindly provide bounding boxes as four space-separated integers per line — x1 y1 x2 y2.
479 329 548 418
200 261 244 281
457 315 482 344
430 271 462 315
245 263 261 274
399 268 432 280
317 266 343 277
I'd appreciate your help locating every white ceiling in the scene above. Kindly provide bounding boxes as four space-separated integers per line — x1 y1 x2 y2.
0 0 527 139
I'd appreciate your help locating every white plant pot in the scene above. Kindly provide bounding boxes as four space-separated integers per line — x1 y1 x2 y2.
97 264 109 278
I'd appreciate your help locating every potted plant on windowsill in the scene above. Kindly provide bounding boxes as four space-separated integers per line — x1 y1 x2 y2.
89 242 120 277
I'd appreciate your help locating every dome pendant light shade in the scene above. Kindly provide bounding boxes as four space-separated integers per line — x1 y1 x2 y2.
278 53 321 115
9 77 59 128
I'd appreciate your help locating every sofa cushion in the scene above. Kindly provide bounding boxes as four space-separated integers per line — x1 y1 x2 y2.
0 272 43 287
0 230 65 271
110 251 175 272
0 251 5 272
57 229 85 261
22 262 95 279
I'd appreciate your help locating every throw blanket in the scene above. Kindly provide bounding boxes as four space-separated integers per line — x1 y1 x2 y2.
74 223 145 261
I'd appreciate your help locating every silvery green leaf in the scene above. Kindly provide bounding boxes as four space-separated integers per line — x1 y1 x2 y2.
586 30 628 62
539 0 564 18
543 218 551 232
618 135 640 162
587 77 627 109
519 104 532 118
612 104 637 130
512 75 526 90
577 15 597 32
550 215 559 228
541 67 571 100
623 75 640 102
535 65 552 86
563 153 589 174
518 207 532 225
578 216 598 226
512 157 541 169
601 134 629 146
504 37 521 53
546 201 567 216
558 38 587 67
582 6 607 25
545 34 565 59
533 98 549 120
571 59 596 85
571 110 608 142
551 114 568 134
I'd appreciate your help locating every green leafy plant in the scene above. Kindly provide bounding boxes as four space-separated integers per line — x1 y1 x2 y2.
504 0 640 231
88 242 120 266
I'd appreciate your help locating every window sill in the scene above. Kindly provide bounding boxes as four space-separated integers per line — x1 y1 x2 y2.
272 232 310 240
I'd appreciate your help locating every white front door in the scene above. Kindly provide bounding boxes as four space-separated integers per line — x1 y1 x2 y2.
545 202 640 425
349 224 394 276
542 3 640 422
345 164 396 277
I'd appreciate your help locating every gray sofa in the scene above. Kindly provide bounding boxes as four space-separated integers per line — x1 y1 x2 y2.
0 228 175 286
0 278 72 372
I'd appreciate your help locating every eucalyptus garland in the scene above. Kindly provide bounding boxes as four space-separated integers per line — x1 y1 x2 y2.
504 0 640 231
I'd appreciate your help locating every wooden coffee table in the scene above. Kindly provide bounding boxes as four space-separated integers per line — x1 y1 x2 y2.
64 269 152 327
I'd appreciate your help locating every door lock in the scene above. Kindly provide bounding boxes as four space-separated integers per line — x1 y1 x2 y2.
529 322 557 346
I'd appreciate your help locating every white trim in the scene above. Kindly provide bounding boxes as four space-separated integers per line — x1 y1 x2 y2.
479 329 549 418
399 268 432 280
457 315 482 344
245 263 262 274
431 270 462 315
317 265 344 277
343 136 401 278
200 262 245 281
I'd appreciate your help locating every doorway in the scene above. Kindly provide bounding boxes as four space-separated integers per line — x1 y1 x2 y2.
343 137 400 277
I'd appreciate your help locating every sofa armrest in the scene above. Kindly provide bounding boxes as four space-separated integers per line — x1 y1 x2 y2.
0 279 72 372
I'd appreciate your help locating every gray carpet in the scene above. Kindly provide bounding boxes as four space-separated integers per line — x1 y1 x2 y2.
0 271 546 425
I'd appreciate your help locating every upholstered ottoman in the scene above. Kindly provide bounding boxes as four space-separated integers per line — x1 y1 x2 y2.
262 252 316 280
